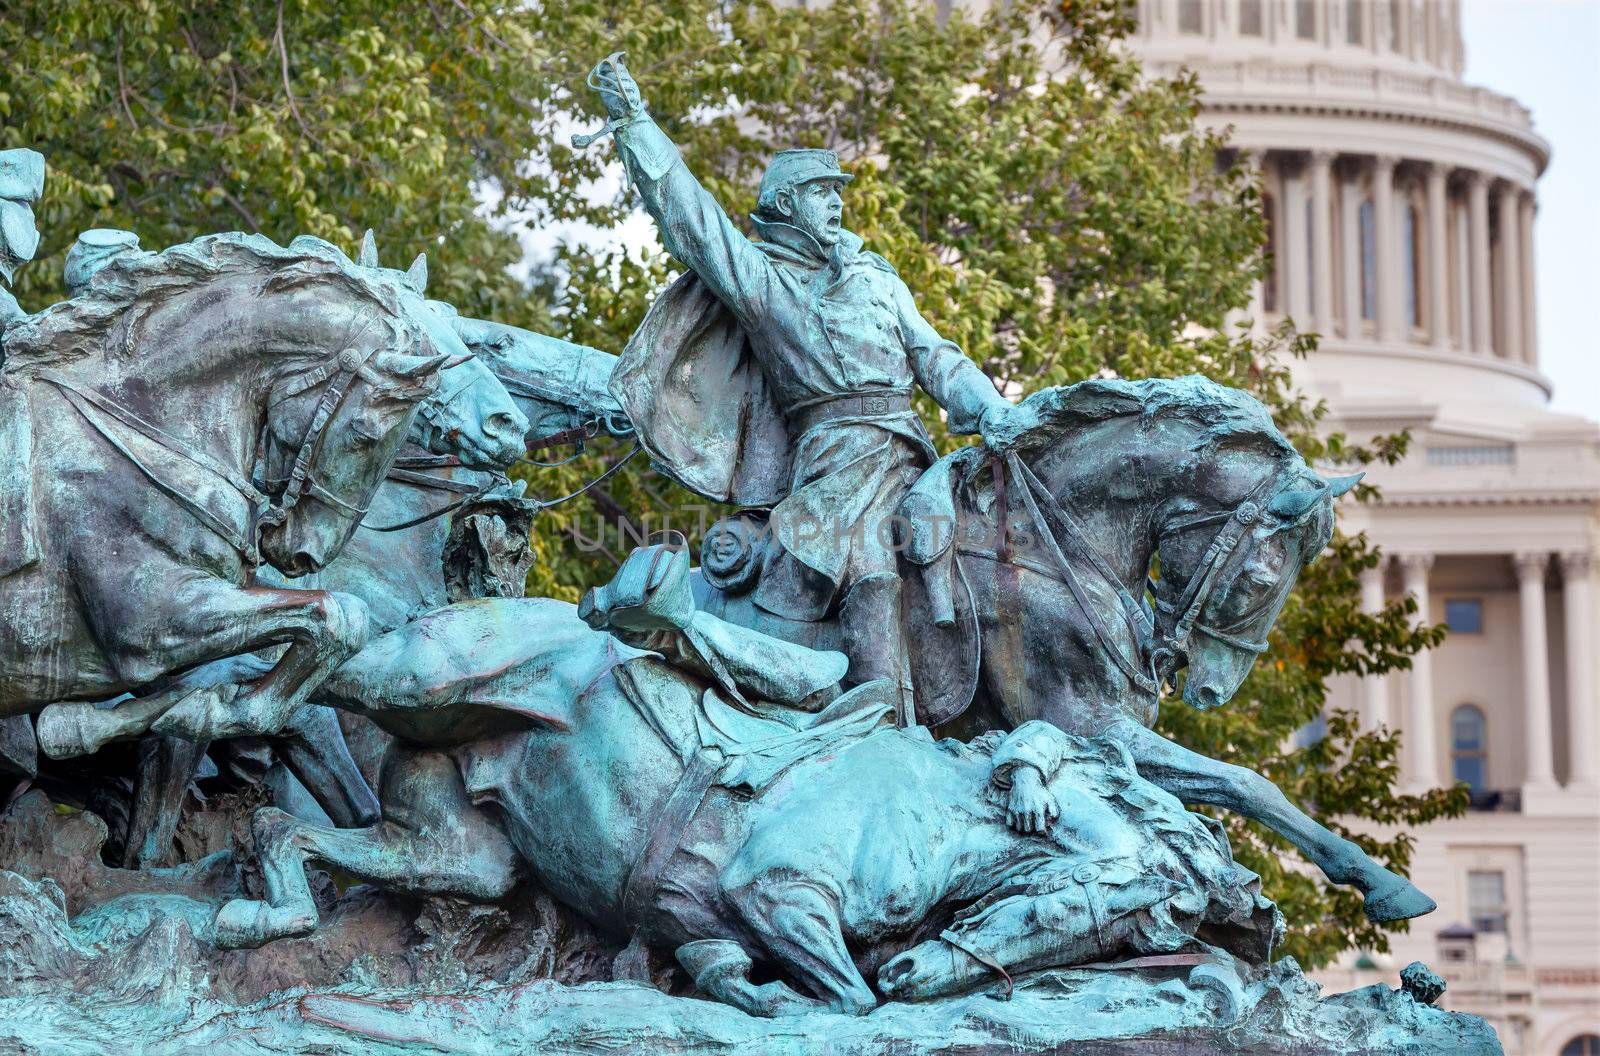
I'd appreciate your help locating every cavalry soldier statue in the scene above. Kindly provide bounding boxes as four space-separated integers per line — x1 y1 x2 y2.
591 55 1021 718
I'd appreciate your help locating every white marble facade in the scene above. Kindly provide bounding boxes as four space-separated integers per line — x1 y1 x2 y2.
1126 4 1600 1054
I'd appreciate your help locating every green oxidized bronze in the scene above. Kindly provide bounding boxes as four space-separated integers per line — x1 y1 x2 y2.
0 72 1503 1055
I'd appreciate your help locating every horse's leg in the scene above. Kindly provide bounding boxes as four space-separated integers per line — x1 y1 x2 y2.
122 734 207 868
267 705 380 828
38 582 368 753
722 875 877 1015
212 745 517 948
1106 720 1436 922
675 940 824 1018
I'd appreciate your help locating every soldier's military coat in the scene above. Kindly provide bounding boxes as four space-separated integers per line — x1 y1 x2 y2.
610 116 1009 620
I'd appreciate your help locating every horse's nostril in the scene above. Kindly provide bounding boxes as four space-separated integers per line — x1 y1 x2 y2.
485 412 521 439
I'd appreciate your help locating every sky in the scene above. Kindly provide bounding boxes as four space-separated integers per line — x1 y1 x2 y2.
1460 0 1600 418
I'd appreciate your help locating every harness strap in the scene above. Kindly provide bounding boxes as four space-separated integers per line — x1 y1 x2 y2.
1004 453 1157 697
939 928 1015 1000
272 347 380 522
44 378 261 564
620 747 723 926
38 370 267 507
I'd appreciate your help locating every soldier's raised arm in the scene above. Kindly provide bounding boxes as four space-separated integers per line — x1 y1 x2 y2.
590 56 776 324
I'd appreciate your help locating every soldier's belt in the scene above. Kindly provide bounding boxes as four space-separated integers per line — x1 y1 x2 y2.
791 390 912 432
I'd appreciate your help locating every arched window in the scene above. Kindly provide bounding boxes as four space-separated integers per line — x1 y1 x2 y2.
1561 1034 1600 1056
1451 705 1487 794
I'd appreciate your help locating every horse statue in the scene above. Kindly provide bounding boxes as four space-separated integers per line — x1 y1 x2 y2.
57 290 632 867
209 543 1282 1022
0 232 465 763
695 376 1435 925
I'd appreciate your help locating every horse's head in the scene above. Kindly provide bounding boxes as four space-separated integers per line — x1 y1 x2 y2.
350 233 528 469
444 311 625 445
1155 468 1361 711
257 346 451 575
879 865 1130 1002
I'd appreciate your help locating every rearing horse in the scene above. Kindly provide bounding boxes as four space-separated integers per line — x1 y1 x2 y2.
2 232 457 749
917 376 1434 923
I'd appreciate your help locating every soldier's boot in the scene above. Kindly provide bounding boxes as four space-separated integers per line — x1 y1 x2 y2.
839 574 914 726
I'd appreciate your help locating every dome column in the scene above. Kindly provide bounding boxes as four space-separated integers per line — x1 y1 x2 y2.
1519 192 1538 366
1340 161 1365 340
1401 553 1439 791
1360 559 1392 730
1496 181 1524 363
1425 162 1451 350
1309 151 1337 337
1466 171 1493 357
1373 155 1402 344
1560 552 1598 793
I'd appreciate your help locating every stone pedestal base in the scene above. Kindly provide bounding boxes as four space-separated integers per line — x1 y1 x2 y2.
0 865 1502 1056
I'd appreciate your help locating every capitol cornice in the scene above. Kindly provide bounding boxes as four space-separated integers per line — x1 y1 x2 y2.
1202 97 1549 171
1139 58 1551 173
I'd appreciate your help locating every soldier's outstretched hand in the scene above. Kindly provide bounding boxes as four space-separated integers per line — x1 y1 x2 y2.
590 52 644 121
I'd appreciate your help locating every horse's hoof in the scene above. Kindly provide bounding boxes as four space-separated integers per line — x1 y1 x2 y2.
1364 877 1437 923
211 897 315 949
1188 961 1246 1026
35 705 95 759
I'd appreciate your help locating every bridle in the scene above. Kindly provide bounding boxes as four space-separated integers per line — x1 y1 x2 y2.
1145 473 1280 687
254 340 395 546
991 452 1282 700
358 410 640 534
33 339 389 568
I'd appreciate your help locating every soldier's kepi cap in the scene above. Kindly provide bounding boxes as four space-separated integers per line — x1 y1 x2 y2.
755 148 853 215
64 228 143 294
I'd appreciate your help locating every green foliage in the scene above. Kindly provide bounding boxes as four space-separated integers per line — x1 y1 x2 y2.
2 0 1462 967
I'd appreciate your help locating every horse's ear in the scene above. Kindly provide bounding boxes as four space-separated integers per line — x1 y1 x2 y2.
358 229 379 268
1324 472 1364 497
404 252 428 293
1269 487 1323 520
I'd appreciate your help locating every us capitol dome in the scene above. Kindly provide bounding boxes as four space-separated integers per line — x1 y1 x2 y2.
1128 4 1599 1055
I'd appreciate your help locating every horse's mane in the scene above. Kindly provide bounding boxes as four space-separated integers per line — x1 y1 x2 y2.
1 232 407 371
1019 376 1296 459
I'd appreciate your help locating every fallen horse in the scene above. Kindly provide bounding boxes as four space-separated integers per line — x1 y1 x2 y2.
214 544 1280 1018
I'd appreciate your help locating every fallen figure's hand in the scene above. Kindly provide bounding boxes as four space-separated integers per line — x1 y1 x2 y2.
1004 765 1060 835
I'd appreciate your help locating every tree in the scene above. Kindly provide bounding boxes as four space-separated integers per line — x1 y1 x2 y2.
1 0 1463 966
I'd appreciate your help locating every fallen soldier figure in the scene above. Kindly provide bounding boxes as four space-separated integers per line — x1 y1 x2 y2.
213 543 1280 1019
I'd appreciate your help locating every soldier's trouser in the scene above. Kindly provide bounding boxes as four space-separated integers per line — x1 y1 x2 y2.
839 573 913 727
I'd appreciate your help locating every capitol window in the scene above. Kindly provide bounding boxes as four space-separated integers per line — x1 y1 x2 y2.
1451 705 1488 794
1359 199 1376 321
1295 0 1316 39
1240 0 1263 37
1346 0 1363 45
1177 0 1202 34
1561 1035 1600 1056
1403 202 1422 328
1444 598 1483 633
1467 870 1508 934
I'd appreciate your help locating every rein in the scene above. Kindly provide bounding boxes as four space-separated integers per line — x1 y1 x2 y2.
40 340 386 567
974 451 1275 699
358 439 644 534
